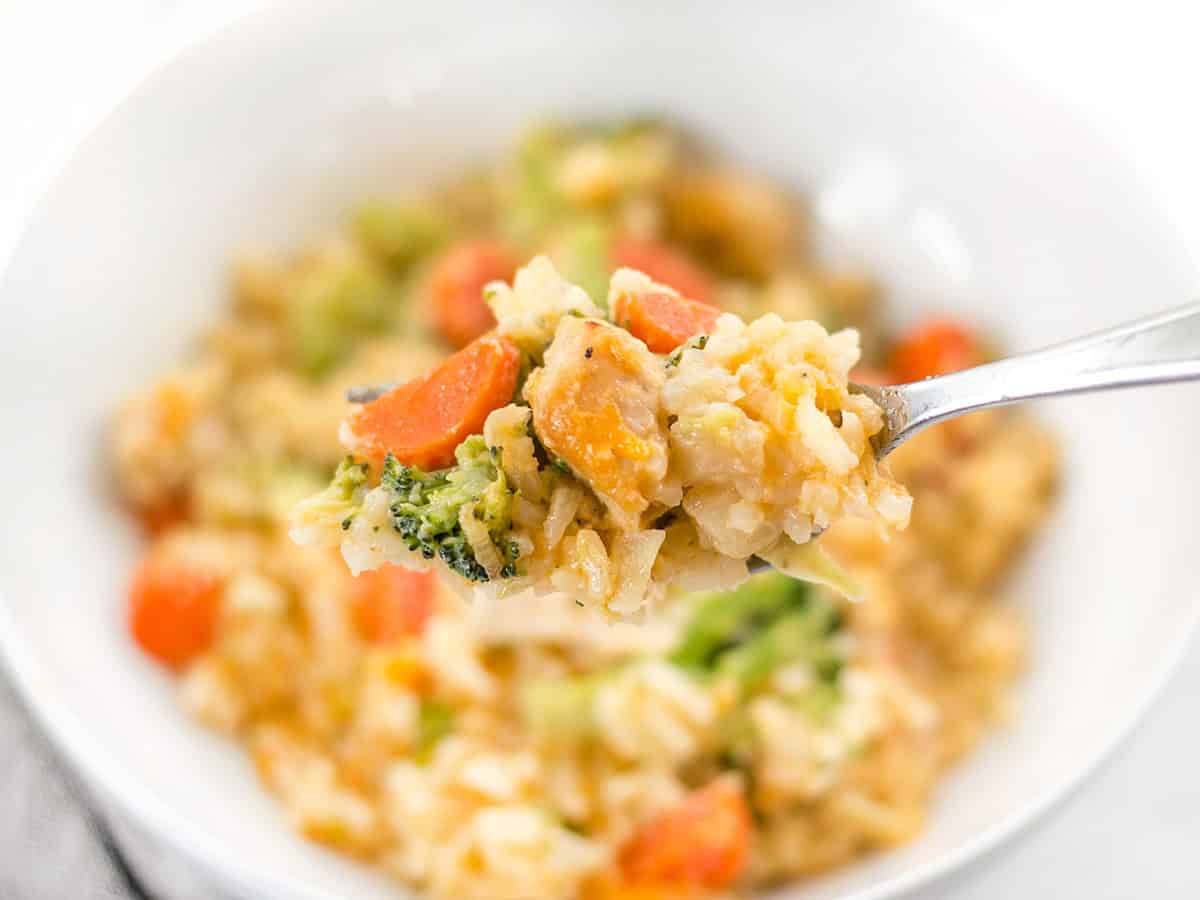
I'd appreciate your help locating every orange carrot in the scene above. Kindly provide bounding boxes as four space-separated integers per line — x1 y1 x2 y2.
611 237 715 305
348 334 521 469
352 564 435 644
889 318 980 383
619 780 751 888
427 239 519 348
129 555 221 670
612 291 722 355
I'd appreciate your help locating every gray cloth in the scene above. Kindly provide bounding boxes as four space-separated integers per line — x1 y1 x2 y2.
0 676 219 900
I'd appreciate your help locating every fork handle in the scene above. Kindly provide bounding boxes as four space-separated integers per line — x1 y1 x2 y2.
890 301 1200 449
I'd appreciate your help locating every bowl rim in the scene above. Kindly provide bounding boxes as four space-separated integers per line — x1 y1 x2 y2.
1 4 1198 899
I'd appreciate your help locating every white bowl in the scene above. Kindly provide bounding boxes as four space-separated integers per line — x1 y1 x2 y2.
1 3 1197 898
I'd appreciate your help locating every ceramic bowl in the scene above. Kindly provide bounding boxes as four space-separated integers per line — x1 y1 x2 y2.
1 3 1196 898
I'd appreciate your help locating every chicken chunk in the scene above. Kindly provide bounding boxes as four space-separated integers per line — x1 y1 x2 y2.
524 317 669 531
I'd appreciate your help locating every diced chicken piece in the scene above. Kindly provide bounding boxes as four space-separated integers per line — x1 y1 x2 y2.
525 317 669 531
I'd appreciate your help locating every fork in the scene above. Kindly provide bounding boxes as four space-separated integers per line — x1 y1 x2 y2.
855 301 1200 458
755 301 1200 571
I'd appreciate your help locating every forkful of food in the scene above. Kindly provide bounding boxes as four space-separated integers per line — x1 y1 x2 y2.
292 256 1200 614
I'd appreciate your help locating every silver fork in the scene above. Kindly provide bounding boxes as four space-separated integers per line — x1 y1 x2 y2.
857 301 1200 458
746 302 1200 573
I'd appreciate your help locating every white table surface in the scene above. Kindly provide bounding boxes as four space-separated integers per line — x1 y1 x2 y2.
1 2 1197 898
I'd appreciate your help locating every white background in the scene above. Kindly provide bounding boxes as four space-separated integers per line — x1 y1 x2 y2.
0 2 1196 897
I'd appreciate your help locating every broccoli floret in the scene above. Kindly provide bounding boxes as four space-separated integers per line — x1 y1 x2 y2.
380 436 518 583
354 201 448 268
286 248 390 377
670 574 847 762
332 456 370 495
436 532 489 582
670 572 844 692
520 575 845 742
291 457 370 533
715 604 842 691
670 573 811 671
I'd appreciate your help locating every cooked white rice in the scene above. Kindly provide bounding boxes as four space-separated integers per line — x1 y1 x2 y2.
294 259 911 618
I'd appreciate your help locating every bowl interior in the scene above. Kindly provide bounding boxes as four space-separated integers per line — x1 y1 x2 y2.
0 3 1197 899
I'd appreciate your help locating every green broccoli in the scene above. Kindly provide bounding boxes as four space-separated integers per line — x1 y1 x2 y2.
519 574 846 744
715 603 842 691
670 573 811 671
331 456 370 494
286 248 391 377
354 201 448 268
380 436 518 582
290 456 370 534
670 572 844 693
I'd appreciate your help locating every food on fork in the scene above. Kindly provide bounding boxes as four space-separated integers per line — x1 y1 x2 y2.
291 258 911 615
109 120 1058 900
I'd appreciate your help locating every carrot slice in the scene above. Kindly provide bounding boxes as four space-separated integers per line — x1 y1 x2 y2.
612 290 722 354
129 555 221 670
611 237 715 305
889 318 980 383
427 239 519 348
348 334 521 469
619 779 750 888
352 564 435 643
